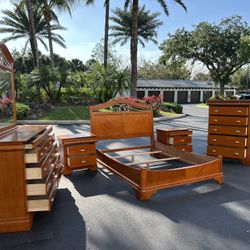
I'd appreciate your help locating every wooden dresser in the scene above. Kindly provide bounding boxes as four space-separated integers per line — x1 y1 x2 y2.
59 133 97 175
156 128 193 152
0 125 63 233
207 100 250 164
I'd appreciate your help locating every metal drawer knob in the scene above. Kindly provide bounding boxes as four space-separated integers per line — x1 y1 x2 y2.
236 120 241 123
80 149 86 152
235 130 241 133
181 139 185 142
50 197 54 202
40 152 44 156
237 110 242 113
234 152 239 155
212 139 217 142
212 150 216 152
235 141 240 144
81 160 86 163
213 119 218 122
213 129 218 131
214 109 218 112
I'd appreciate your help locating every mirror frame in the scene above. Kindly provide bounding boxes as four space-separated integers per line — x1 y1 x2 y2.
0 43 16 134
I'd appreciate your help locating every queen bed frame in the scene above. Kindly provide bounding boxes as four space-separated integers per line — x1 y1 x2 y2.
90 99 223 200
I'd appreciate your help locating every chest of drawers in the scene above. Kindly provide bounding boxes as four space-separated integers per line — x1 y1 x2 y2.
0 125 63 233
156 128 193 152
207 100 250 164
59 132 97 175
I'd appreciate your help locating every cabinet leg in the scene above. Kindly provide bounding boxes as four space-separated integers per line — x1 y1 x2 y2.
214 175 224 185
88 165 97 171
241 159 250 165
135 189 157 201
63 165 73 176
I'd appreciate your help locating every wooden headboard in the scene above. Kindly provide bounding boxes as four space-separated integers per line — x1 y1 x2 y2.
89 99 154 145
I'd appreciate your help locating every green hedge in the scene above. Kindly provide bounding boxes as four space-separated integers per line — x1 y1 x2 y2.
16 103 30 119
162 102 183 114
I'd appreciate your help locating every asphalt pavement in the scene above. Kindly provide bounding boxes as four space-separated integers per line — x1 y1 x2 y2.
0 104 250 250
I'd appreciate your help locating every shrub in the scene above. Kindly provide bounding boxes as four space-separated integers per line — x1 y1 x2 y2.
16 103 30 119
162 102 183 114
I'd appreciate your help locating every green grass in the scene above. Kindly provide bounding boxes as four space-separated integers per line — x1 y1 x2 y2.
39 105 90 120
196 103 208 108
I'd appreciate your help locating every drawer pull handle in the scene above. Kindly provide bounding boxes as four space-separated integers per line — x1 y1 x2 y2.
50 197 54 202
213 129 218 131
80 149 86 152
44 167 47 171
212 150 216 153
213 119 218 122
212 139 217 142
214 109 219 112
235 141 240 144
181 139 185 142
234 152 239 155
81 160 86 163
40 152 44 156
182 149 185 151
235 130 241 133
237 110 242 113
236 120 241 123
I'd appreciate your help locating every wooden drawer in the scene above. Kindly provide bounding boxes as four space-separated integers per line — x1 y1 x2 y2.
25 146 58 180
67 143 96 157
175 145 192 152
208 145 246 159
168 136 191 145
209 116 247 126
25 136 55 164
209 106 248 116
27 181 58 212
208 135 247 147
67 155 96 168
209 125 247 136
26 155 60 196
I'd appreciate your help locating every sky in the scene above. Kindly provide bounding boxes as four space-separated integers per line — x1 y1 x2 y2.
0 0 250 64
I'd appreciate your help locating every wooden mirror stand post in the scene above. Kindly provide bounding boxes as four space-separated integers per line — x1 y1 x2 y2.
0 44 63 233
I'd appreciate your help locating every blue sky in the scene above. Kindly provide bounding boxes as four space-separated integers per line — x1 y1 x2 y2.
0 0 250 63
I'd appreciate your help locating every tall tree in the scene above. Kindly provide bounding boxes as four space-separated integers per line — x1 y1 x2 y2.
0 3 66 53
85 0 110 69
124 0 187 97
160 16 250 95
110 6 163 47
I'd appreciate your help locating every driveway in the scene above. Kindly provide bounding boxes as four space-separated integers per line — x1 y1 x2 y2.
0 105 250 250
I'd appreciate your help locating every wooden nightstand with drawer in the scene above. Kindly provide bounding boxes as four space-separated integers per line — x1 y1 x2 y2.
207 100 250 164
156 128 193 152
59 133 97 175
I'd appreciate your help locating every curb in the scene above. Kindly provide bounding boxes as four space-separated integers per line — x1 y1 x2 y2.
17 114 186 125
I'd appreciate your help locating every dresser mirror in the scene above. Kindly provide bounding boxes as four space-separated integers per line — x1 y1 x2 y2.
0 43 16 133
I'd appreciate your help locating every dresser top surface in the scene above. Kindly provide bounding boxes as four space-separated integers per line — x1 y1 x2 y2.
208 100 250 106
58 132 96 142
0 125 48 144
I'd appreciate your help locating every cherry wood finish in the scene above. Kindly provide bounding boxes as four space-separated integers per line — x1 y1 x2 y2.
0 125 62 233
207 100 250 164
156 128 193 152
59 132 97 175
90 100 223 200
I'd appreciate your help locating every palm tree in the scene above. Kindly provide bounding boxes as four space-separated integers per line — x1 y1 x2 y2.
37 0 77 68
110 6 163 47
85 0 110 69
0 4 67 54
124 0 187 97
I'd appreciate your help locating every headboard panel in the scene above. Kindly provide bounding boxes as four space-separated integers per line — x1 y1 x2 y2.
89 99 154 145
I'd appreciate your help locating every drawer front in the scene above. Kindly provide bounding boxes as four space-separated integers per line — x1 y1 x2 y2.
209 106 248 116
208 135 247 147
25 136 55 164
169 136 192 145
209 116 247 126
209 125 247 136
175 145 192 152
68 155 96 168
67 143 96 157
208 146 246 159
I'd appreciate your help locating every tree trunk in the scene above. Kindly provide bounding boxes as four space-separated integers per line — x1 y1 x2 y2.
104 0 110 69
130 0 139 98
220 82 225 97
43 0 55 69
26 0 39 67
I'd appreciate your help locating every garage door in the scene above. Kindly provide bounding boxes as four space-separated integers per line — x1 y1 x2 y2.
137 91 145 99
226 91 234 97
163 91 174 102
203 91 212 101
148 91 160 96
191 91 200 103
177 91 188 103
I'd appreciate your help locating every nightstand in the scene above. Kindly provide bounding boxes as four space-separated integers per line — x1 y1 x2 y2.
58 132 97 175
156 128 193 152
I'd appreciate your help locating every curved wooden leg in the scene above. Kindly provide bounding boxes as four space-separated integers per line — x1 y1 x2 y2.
214 175 224 185
136 189 158 201
63 165 73 176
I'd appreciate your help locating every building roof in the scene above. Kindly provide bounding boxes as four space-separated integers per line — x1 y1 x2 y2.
137 79 234 89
